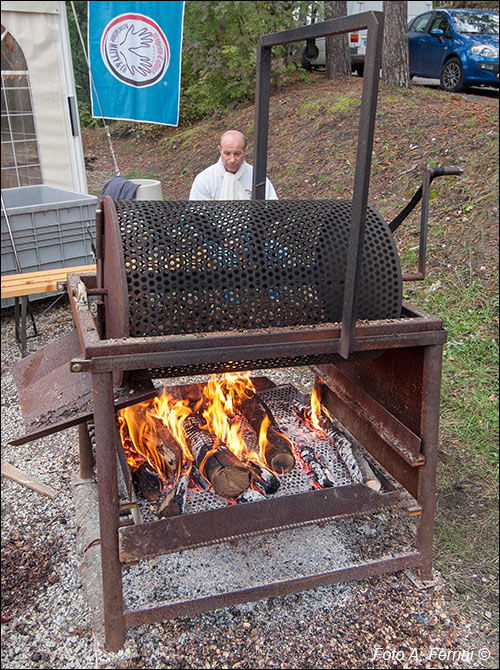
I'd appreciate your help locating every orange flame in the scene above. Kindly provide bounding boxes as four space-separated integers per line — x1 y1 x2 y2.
258 413 271 462
200 372 255 461
310 386 322 430
118 372 278 489
118 403 170 478
153 389 193 462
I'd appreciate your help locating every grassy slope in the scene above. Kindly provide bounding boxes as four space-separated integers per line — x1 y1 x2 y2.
82 71 499 629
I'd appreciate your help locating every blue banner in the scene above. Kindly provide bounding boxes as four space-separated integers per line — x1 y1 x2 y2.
88 1 184 125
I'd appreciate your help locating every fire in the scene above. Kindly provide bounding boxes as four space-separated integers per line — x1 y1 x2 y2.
309 384 334 429
310 386 322 429
153 391 192 461
258 413 271 459
118 404 169 478
118 372 265 480
200 372 256 462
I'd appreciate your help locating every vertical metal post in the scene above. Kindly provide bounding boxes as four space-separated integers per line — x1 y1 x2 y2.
78 421 95 479
252 41 272 200
418 168 432 278
340 11 384 359
416 344 443 580
92 371 125 650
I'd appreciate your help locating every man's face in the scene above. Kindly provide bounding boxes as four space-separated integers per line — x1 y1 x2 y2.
219 134 246 173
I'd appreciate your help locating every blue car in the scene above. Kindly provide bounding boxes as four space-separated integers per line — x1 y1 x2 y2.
408 9 499 92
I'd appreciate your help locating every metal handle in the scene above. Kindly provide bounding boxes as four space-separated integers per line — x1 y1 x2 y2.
389 166 463 282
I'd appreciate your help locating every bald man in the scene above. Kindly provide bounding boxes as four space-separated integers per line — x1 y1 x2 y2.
189 130 278 200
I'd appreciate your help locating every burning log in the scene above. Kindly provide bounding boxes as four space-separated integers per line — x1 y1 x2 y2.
311 411 363 484
120 403 182 482
246 459 280 495
132 462 162 501
157 473 190 518
297 444 335 488
241 396 295 474
303 402 381 488
191 463 211 490
182 415 251 498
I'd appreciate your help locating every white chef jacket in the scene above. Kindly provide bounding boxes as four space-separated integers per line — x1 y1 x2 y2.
189 160 278 200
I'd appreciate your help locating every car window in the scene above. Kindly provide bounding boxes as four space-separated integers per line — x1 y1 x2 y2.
410 13 432 33
429 14 452 39
450 11 499 35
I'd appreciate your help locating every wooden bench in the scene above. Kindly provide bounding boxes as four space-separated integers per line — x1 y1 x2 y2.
1 264 96 356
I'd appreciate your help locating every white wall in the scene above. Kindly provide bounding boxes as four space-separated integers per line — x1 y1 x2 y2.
1 1 88 193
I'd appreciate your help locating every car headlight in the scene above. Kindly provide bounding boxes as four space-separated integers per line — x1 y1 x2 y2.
470 44 499 59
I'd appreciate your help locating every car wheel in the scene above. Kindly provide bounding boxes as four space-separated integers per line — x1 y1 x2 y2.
440 57 465 92
355 64 364 77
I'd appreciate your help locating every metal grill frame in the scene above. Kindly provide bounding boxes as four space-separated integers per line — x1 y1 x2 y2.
69 269 446 651
63 11 447 652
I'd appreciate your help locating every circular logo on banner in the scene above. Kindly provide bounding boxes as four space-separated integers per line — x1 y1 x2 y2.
101 13 170 87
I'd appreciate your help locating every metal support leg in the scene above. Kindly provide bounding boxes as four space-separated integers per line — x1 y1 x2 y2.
416 344 444 580
92 371 125 651
78 421 95 479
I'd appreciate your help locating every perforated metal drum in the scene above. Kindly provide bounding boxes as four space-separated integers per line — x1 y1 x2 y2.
100 199 401 341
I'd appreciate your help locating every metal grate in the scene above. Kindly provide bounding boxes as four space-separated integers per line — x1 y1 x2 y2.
181 384 352 515
112 200 402 338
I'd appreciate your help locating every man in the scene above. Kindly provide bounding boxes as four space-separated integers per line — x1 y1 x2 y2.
189 130 278 200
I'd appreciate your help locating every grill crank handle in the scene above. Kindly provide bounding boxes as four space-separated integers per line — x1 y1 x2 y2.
389 165 463 281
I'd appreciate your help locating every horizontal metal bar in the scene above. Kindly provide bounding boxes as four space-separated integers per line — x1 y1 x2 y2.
260 11 380 47
119 485 402 563
71 329 447 374
123 552 420 628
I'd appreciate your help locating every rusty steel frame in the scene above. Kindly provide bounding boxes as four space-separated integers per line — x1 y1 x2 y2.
67 269 446 651
252 11 385 359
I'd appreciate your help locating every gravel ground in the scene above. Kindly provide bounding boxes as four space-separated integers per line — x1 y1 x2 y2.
1 296 497 669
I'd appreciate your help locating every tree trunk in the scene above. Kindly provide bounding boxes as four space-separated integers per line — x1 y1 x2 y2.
324 1 351 80
382 1 411 88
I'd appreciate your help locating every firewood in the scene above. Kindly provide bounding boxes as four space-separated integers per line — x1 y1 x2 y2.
246 459 280 494
303 408 364 485
132 462 162 501
157 474 189 518
191 463 211 490
351 445 382 492
121 403 182 481
182 415 250 498
241 396 295 474
1 462 58 499
298 443 335 488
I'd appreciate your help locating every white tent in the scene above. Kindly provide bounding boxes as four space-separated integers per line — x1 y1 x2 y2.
1 1 88 192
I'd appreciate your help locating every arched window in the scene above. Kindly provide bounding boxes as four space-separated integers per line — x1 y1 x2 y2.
1 25 42 188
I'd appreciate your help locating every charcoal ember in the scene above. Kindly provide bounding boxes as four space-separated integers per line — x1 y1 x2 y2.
246 459 280 494
132 462 162 501
237 487 266 504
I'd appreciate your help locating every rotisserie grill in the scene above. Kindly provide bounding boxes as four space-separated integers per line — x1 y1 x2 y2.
9 11 460 651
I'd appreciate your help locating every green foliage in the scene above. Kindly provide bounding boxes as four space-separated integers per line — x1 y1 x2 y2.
180 1 318 124
406 276 499 476
123 170 161 180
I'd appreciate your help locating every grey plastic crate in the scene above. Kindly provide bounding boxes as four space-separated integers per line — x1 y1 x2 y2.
1 185 98 307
